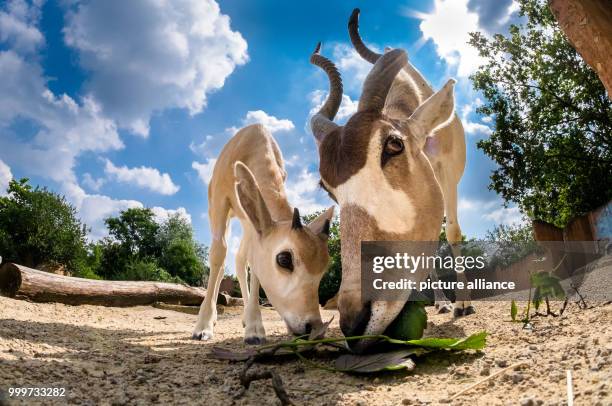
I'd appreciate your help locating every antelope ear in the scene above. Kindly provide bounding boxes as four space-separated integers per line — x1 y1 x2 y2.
234 162 274 235
405 79 456 148
307 206 335 240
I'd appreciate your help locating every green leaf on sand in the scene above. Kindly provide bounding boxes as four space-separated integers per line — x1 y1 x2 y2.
385 331 488 350
335 349 425 373
210 331 487 374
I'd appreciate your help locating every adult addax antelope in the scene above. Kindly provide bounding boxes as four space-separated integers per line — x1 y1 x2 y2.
347 8 471 317
192 124 334 344
309 43 468 351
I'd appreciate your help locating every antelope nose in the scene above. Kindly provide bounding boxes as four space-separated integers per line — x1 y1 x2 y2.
339 301 371 340
304 323 312 335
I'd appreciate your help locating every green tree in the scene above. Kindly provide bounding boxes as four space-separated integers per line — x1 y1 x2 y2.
96 208 160 280
157 214 209 286
486 222 534 243
469 0 612 228
119 259 181 283
95 209 209 285
486 222 538 269
0 179 88 274
105 208 160 258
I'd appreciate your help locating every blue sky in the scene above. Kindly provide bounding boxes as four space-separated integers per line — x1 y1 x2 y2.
0 0 524 269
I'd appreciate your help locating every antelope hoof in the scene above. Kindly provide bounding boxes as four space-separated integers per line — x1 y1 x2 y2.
453 305 476 318
192 330 213 341
436 303 453 314
244 336 266 345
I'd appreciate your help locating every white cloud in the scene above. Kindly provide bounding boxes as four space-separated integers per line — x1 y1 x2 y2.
404 0 519 77
104 160 180 195
458 198 478 211
0 1 247 242
228 219 242 257
0 0 44 53
189 135 214 156
284 168 328 214
63 182 190 240
63 0 248 137
332 43 375 92
62 182 144 241
458 197 524 226
409 0 485 77
190 110 294 159
461 102 492 137
467 0 520 33
0 159 12 196
151 206 192 224
82 172 105 192
242 110 294 133
284 154 301 168
0 1 123 185
308 90 358 123
192 159 217 185
0 50 123 184
483 205 524 226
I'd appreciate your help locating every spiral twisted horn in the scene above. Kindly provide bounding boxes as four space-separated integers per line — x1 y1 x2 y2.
309 42 343 145
348 8 382 64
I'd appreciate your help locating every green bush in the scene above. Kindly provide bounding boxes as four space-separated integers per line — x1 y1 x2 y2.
159 239 205 286
0 179 88 274
118 259 182 284
91 209 209 286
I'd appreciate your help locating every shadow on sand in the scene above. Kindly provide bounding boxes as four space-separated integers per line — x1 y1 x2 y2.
0 311 479 405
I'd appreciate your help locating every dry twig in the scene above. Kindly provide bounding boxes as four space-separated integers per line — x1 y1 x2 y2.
449 361 528 400
234 344 294 405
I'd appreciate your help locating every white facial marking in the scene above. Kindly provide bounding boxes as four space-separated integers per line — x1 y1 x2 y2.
363 301 406 336
334 131 415 234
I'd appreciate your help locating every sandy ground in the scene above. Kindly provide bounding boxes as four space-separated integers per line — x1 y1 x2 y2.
0 297 610 406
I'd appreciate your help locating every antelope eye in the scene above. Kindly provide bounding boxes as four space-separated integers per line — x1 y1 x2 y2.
276 251 294 271
384 137 404 155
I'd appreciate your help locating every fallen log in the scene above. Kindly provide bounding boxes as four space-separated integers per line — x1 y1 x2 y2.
153 302 222 315
218 291 244 307
0 263 206 307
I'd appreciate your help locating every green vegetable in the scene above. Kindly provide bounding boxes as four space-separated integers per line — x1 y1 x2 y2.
384 301 427 341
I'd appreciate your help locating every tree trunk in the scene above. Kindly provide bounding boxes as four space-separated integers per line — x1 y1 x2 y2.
549 0 612 96
0 263 206 306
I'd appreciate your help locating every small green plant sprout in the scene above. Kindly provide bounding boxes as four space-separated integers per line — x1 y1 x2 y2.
510 271 568 326
509 252 571 326
510 300 518 322
531 271 566 316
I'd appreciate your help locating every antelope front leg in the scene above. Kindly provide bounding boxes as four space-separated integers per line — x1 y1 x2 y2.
192 234 227 340
244 272 266 345
235 234 250 328
444 179 475 318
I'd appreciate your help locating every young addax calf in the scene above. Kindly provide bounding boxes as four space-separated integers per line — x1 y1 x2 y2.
192 124 334 344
